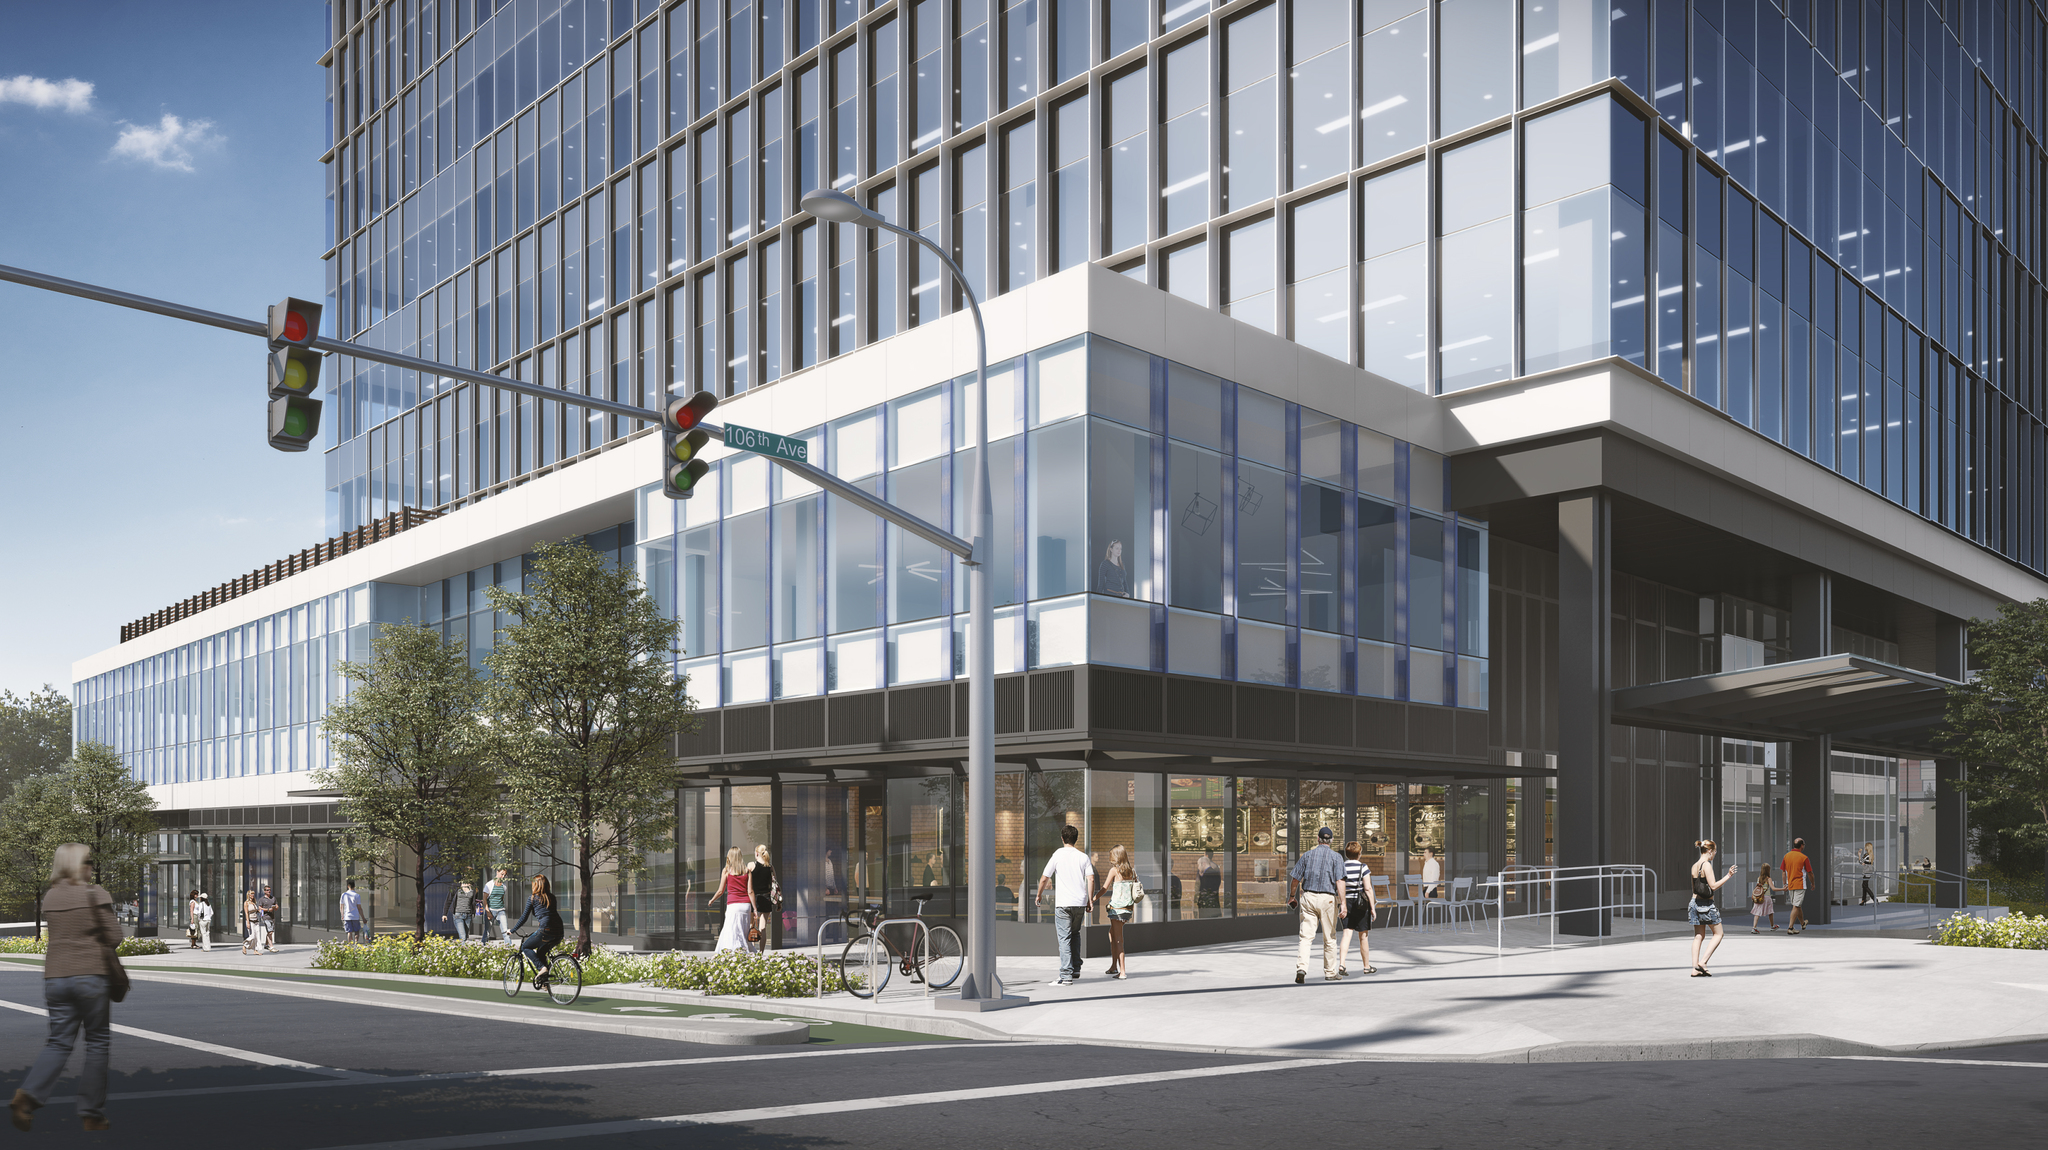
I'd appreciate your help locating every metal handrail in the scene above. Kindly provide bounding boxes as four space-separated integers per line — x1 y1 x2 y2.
1828 867 1997 931
1490 864 1661 955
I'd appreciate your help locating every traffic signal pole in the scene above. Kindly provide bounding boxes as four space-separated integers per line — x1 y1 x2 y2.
0 261 970 558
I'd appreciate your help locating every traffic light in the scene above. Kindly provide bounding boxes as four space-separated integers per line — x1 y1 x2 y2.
661 390 719 498
265 297 324 452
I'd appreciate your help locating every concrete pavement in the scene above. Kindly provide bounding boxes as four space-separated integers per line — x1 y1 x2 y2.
70 918 2048 1063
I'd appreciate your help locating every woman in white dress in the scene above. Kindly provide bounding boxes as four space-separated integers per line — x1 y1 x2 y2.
714 847 755 953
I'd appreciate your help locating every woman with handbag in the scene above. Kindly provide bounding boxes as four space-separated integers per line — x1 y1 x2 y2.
1097 845 1144 979
714 848 754 953
239 890 258 955
10 844 122 1133
748 845 778 950
185 890 203 949
193 892 214 951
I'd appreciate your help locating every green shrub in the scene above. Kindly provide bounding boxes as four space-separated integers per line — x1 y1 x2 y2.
1934 910 2048 949
310 934 654 985
0 936 45 954
643 950 842 998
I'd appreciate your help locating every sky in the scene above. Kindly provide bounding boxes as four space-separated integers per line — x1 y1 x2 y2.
0 1 332 699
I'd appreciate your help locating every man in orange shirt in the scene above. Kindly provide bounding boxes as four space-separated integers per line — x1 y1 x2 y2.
1782 837 1814 934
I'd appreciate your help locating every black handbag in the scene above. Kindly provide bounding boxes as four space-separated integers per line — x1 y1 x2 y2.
107 954 131 1003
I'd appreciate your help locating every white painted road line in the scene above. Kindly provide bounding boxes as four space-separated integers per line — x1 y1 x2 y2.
0 997 368 1079
1829 1055 2048 1070
75 1040 1036 1102
315 1057 1343 1150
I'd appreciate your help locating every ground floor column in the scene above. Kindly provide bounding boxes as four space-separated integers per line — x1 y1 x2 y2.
1788 736 1832 925
1933 759 1968 908
1556 493 1611 935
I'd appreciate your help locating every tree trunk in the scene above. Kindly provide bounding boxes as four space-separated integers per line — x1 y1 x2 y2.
415 842 429 943
577 831 594 955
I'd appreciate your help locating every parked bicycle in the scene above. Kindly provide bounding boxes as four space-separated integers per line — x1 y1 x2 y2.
836 894 964 998
501 932 584 1005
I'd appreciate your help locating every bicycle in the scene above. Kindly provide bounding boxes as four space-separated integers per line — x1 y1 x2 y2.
501 932 584 1005
836 894 964 998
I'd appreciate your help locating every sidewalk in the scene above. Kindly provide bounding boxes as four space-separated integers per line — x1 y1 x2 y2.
802 920 2048 1061
95 922 2048 1063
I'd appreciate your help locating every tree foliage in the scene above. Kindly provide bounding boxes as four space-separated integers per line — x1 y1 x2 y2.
0 685 72 802
484 540 696 947
316 622 499 940
0 743 156 934
1939 599 2048 895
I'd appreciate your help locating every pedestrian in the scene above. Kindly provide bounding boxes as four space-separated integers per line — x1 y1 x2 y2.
441 880 479 940
193 892 213 951
1859 842 1878 905
506 875 565 988
1098 845 1144 979
1688 839 1738 976
239 890 257 955
715 847 754 952
1339 841 1379 976
253 883 280 953
1287 826 1348 983
1781 837 1814 934
9 843 120 1132
185 890 203 949
749 845 779 949
1748 864 1786 933
1195 848 1222 917
1035 824 1095 985
472 887 491 942
484 867 514 942
340 879 365 944
1419 846 1443 900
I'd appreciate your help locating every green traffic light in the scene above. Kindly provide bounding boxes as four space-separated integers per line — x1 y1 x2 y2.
282 406 310 439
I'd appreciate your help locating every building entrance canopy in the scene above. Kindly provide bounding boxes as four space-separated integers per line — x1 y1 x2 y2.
1610 655 1955 755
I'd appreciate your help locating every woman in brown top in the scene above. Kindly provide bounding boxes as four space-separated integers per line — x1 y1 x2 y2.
10 843 120 1132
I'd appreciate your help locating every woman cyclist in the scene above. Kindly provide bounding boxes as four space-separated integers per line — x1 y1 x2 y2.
507 875 564 988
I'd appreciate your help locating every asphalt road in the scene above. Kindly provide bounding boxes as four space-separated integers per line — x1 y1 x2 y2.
0 970 2041 1149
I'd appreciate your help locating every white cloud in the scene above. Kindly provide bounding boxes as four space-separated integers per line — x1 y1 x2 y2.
110 113 224 172
0 74 95 113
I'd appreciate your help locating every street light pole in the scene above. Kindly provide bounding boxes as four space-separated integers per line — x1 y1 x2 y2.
801 190 1010 1008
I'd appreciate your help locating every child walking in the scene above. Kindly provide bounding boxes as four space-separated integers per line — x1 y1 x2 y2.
1748 863 1786 933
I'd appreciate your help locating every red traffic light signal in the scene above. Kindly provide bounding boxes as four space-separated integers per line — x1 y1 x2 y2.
661 390 720 499
267 297 322 350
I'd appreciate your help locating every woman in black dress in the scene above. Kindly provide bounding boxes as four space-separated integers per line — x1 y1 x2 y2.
748 845 777 947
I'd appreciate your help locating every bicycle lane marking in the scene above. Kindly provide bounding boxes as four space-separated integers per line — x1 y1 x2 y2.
311 1057 1344 1149
0 997 370 1080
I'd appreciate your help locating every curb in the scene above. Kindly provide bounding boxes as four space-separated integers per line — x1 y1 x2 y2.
123 969 809 1046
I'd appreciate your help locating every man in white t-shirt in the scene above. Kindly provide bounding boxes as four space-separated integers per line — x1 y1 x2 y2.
1036 824 1096 985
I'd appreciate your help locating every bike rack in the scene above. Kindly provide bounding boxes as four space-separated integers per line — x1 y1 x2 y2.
812 912 860 999
863 914 937 1000
811 909 937 999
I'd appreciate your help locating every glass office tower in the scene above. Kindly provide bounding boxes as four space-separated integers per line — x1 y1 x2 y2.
321 0 2048 574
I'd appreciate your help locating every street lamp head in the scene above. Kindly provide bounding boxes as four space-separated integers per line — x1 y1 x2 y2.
801 188 878 227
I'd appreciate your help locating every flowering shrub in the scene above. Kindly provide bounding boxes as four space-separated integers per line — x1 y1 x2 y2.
1934 911 2048 949
0 936 169 956
643 950 844 998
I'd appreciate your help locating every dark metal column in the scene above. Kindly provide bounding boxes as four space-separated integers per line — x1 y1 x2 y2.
1788 735 1832 925
1933 759 1968 907
1556 493 1611 935
1788 571 1833 660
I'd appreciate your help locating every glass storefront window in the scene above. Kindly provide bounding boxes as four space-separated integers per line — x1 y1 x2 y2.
1024 766 1087 924
1088 770 1165 924
1237 777 1291 915
1170 775 1233 920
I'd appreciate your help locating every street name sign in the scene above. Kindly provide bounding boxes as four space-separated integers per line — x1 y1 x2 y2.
723 422 810 462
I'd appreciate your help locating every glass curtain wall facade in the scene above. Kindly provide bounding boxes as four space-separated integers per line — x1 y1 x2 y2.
637 334 1489 708
323 1 2048 577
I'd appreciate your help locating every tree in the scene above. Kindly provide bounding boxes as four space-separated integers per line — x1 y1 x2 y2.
0 773 74 935
315 622 499 940
485 540 696 950
1938 599 2048 903
0 745 155 935
0 685 72 802
63 743 158 908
